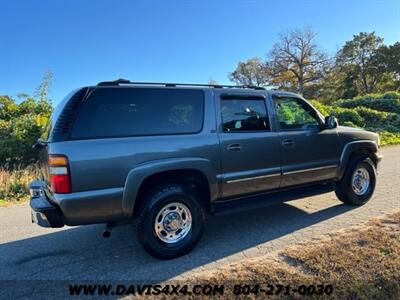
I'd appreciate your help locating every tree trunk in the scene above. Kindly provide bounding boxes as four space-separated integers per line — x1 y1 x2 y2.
298 77 304 95
298 64 305 95
360 71 369 94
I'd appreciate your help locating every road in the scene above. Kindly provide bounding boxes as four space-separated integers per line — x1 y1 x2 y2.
0 146 399 297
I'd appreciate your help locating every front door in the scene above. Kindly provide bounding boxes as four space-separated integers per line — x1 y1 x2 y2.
273 95 340 187
217 93 281 198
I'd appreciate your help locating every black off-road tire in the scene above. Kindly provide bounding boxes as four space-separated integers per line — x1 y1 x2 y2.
335 156 376 205
137 184 205 259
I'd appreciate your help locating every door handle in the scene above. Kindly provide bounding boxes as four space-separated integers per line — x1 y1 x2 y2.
281 139 295 147
227 143 242 152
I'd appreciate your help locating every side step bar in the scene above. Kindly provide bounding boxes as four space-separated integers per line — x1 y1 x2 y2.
211 182 336 215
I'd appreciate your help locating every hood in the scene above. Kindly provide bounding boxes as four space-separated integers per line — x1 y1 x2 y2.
337 126 380 146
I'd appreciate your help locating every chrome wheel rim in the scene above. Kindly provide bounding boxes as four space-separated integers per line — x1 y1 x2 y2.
154 202 192 244
351 167 370 196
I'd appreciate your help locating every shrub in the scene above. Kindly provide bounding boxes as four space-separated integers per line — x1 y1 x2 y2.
342 121 358 127
330 107 365 127
0 96 52 168
308 99 331 116
312 92 400 138
0 166 40 202
378 131 400 145
334 92 400 113
354 107 391 127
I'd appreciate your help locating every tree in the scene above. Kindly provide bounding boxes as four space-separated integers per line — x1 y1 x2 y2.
207 78 218 85
228 28 329 97
268 27 329 96
228 57 269 86
336 32 384 94
385 42 400 77
228 29 399 100
319 60 360 102
375 42 400 90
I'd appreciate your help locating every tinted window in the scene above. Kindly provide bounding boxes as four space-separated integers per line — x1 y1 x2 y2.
221 99 270 132
274 97 320 130
69 88 204 139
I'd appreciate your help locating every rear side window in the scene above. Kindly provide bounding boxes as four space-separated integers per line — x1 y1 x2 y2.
221 99 270 132
69 88 204 139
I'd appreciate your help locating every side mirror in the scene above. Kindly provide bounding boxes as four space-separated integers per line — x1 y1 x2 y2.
323 115 338 129
32 138 48 150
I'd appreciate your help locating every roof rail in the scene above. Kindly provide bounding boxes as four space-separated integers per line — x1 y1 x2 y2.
96 78 265 90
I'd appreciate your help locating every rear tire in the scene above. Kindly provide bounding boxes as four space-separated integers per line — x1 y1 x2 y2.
137 184 204 259
335 156 376 205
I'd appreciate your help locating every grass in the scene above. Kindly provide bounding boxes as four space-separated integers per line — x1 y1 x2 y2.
151 211 400 300
0 166 39 204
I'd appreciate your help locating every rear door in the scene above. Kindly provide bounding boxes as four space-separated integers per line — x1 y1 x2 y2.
216 91 281 199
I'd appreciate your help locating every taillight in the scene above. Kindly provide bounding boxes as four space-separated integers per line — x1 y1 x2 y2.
48 155 71 193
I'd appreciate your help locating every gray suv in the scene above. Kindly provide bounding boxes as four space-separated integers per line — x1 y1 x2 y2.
30 79 382 259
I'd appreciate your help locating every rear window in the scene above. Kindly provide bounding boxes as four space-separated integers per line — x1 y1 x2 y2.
69 88 204 139
221 99 270 132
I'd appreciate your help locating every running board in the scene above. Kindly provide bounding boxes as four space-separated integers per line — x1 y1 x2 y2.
210 181 336 215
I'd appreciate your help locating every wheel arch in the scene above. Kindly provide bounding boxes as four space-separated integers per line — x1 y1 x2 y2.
122 157 218 218
338 140 379 179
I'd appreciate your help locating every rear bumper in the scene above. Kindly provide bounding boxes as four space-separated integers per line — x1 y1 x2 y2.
29 180 64 228
29 180 124 227
30 195 64 228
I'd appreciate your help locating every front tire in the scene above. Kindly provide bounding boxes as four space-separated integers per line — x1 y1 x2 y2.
335 156 376 205
137 184 204 259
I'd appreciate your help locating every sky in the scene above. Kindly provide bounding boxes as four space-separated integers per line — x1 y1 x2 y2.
1 0 399 105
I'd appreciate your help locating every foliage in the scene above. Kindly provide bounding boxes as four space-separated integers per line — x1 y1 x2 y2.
0 73 53 168
310 92 400 145
308 99 330 116
377 131 400 145
229 27 329 97
207 78 218 85
229 29 400 100
228 57 269 86
335 32 385 94
376 42 400 81
0 166 40 203
334 91 400 113
330 107 365 127
268 27 329 96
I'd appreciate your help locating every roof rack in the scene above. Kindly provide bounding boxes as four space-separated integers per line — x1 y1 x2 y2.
96 78 265 90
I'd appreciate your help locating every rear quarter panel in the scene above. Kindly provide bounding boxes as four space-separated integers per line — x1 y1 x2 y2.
48 89 220 221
